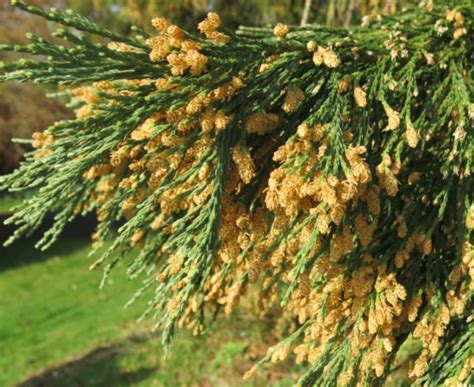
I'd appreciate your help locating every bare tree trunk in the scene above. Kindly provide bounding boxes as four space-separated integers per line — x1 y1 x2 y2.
344 0 357 26
300 0 313 26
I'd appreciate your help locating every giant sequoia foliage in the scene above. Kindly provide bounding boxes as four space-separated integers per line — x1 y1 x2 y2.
1 0 473 385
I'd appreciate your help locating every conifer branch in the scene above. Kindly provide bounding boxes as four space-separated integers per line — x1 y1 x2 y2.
0 1 472 385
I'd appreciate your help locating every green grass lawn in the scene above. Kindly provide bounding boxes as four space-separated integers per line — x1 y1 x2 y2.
22 312 297 387
0 195 24 213
0 235 296 386
0 238 149 385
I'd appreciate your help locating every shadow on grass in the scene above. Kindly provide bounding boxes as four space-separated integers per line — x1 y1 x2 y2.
18 336 156 387
0 236 90 271
0 211 99 271
0 212 97 241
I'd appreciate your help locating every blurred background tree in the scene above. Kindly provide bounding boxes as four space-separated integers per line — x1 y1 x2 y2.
0 0 70 174
69 0 402 31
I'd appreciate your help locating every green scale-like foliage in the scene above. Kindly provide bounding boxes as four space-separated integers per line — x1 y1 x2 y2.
0 1 473 385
